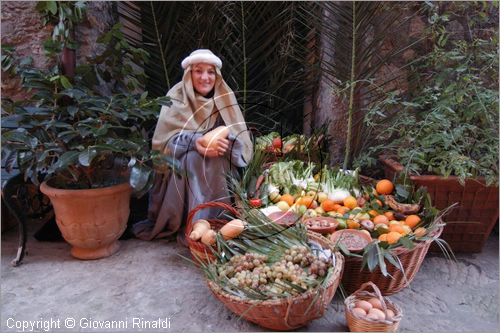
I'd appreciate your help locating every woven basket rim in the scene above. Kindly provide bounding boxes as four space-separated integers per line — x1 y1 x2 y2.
206 233 344 306
186 201 240 258
389 223 443 256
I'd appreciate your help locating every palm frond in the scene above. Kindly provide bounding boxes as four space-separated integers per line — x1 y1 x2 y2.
118 1 319 134
314 2 426 168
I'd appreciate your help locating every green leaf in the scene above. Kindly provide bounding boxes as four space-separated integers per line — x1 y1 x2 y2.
47 1 58 15
78 148 98 167
365 243 379 272
383 251 402 270
130 164 152 192
3 149 17 173
2 129 30 143
52 151 79 171
395 184 410 200
399 237 415 250
67 106 78 117
377 246 388 277
59 75 73 89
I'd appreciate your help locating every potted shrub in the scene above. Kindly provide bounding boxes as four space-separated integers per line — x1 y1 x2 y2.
1 23 176 259
357 3 499 252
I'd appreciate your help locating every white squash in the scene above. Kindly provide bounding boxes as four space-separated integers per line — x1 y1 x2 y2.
189 219 211 241
201 229 217 246
219 219 246 240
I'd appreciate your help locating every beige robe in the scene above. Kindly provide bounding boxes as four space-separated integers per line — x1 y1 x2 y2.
133 66 253 241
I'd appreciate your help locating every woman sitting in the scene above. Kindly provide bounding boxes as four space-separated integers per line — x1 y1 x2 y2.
133 49 253 245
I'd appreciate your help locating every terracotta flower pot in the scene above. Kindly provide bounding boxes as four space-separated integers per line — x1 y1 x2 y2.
40 180 132 259
379 155 499 253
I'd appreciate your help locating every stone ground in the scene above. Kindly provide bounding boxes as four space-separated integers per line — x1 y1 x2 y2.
1 223 498 333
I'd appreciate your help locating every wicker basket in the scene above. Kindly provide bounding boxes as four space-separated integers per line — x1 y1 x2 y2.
380 155 499 253
345 282 403 332
206 232 344 331
341 225 443 296
185 201 240 264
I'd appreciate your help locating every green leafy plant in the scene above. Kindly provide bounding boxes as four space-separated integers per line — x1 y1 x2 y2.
1 22 178 196
36 0 86 50
356 2 499 186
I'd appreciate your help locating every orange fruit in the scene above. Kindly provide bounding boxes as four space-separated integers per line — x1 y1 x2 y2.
414 227 427 237
384 211 395 220
321 199 337 212
333 203 342 211
337 206 350 215
389 224 406 235
405 215 421 229
368 209 379 217
376 179 394 195
347 220 361 229
296 196 315 208
373 215 389 225
378 234 388 242
280 194 295 207
386 231 402 244
343 196 358 209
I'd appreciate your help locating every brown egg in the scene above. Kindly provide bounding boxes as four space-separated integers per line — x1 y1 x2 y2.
368 308 386 321
367 297 383 310
355 300 373 312
366 312 380 321
386 309 395 321
352 307 367 318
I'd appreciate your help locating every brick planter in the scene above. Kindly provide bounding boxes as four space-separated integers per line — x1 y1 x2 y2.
379 155 498 253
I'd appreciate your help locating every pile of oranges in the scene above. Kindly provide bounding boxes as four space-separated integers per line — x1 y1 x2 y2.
273 179 427 247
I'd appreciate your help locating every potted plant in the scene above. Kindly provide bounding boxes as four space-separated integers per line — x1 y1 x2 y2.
1 22 176 259
357 2 499 252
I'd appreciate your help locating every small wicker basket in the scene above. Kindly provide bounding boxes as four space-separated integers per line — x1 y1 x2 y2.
185 201 240 264
345 282 403 332
206 232 344 331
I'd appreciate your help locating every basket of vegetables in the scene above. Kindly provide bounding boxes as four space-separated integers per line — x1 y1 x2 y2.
345 281 403 332
230 159 451 296
330 178 448 295
199 207 344 330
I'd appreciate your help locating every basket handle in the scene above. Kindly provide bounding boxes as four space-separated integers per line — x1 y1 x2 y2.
356 281 389 315
185 201 240 236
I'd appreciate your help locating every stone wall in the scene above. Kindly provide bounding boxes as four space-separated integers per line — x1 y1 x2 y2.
1 1 52 100
1 1 115 101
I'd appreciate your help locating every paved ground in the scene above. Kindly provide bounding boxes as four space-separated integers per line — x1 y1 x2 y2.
1 223 498 333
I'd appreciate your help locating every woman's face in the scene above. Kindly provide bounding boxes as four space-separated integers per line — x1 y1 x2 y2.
191 63 216 96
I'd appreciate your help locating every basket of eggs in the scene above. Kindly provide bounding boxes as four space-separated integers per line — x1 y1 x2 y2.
345 281 403 332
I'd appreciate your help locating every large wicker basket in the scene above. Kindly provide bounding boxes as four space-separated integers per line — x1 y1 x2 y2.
341 226 443 296
345 282 403 332
185 201 240 264
206 232 344 331
380 155 499 253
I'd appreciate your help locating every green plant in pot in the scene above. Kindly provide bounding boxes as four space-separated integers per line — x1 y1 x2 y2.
1 21 177 259
356 2 499 252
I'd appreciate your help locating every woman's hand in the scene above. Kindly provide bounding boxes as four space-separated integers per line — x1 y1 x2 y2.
195 137 229 158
